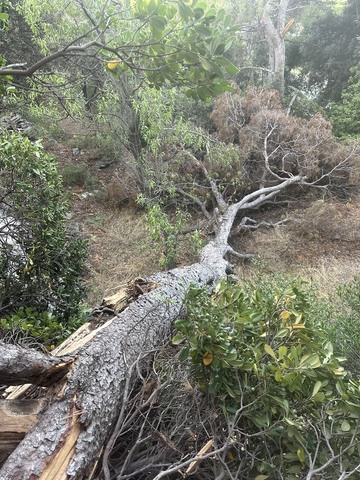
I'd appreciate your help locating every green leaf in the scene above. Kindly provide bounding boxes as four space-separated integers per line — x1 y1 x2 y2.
299 354 321 369
225 383 237 398
194 24 212 37
275 328 289 339
196 86 214 101
178 346 190 361
331 366 345 376
341 420 351 432
311 380 322 398
249 312 263 322
178 0 193 21
264 344 277 360
214 56 239 75
199 57 212 71
150 16 167 30
278 345 288 359
172 334 186 345
297 447 306 463
287 464 303 474
252 413 270 428
311 392 325 402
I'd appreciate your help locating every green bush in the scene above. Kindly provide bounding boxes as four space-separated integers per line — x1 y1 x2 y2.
0 133 87 324
329 66 360 139
142 201 189 270
173 277 360 479
322 277 360 374
0 307 85 349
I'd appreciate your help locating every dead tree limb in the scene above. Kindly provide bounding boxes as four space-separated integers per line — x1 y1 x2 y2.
0 343 73 387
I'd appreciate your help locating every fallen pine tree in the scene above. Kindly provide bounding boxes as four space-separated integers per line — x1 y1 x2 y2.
0 176 306 479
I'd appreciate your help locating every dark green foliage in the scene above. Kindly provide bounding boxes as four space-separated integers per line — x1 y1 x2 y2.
288 0 360 106
142 201 189 270
114 0 240 101
0 133 87 324
0 307 85 348
322 277 360 374
329 66 360 138
173 277 360 478
61 163 91 188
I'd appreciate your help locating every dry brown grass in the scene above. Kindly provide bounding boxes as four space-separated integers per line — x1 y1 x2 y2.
80 206 160 306
50 138 360 306
80 194 360 306
237 196 360 295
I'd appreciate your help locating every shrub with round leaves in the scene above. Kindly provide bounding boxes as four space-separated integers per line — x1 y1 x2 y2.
173 278 360 478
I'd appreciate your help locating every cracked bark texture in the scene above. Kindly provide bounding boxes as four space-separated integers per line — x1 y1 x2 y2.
0 343 72 387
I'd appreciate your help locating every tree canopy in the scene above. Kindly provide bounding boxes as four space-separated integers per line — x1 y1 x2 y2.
0 0 241 101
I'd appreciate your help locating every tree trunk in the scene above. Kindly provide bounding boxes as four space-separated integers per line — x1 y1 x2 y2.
0 176 303 479
261 0 290 100
0 399 44 461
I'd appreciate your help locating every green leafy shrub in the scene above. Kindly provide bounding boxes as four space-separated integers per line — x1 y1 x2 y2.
0 307 85 349
173 277 360 479
142 201 188 269
329 66 360 139
0 133 87 324
130 85 244 204
322 277 360 374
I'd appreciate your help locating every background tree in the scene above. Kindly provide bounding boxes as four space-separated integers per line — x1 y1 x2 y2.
287 0 360 107
0 0 239 97
328 65 360 138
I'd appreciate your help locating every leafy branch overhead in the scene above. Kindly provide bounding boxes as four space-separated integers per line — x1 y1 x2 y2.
0 0 240 100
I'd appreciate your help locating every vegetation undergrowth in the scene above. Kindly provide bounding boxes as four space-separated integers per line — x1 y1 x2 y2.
323 277 360 374
173 275 360 479
142 202 205 270
0 132 87 347
0 307 87 349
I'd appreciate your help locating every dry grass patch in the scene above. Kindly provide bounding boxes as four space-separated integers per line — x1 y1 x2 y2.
81 207 160 307
237 196 360 294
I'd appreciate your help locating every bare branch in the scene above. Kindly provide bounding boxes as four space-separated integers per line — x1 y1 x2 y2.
175 187 212 220
226 245 254 260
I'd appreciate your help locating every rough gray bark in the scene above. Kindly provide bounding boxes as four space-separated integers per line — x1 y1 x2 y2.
0 176 303 479
0 342 72 386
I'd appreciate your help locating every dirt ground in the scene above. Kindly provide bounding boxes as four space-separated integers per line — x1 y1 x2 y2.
49 140 360 308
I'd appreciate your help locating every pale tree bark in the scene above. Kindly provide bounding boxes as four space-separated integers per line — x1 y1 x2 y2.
0 175 304 479
261 0 291 100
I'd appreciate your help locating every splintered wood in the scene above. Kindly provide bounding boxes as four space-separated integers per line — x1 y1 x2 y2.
0 399 44 462
102 278 158 313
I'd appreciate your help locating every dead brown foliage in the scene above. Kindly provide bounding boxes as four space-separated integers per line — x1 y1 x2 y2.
211 87 353 191
106 172 139 208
